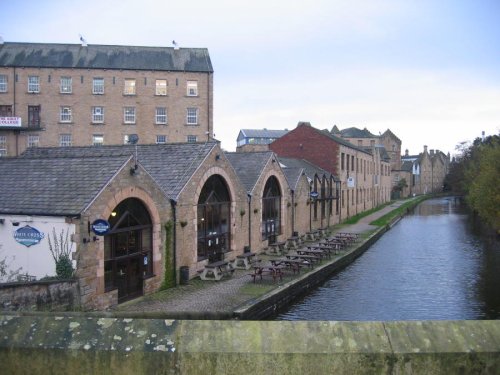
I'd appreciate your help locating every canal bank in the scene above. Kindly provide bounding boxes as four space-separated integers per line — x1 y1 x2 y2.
114 197 423 320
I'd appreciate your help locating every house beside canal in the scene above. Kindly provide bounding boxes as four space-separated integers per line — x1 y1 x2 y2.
0 141 340 309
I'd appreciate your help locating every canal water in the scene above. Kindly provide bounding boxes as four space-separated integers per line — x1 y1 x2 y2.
276 197 500 321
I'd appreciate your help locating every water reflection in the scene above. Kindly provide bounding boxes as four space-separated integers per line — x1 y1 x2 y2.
276 197 500 321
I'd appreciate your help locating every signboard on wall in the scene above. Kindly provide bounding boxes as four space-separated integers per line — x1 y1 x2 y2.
347 176 355 188
0 117 22 127
91 219 111 236
13 225 45 247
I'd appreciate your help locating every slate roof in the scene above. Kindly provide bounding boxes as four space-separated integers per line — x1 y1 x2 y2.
0 42 213 72
336 127 377 138
282 167 305 191
238 129 289 140
0 155 131 216
22 142 218 201
278 157 339 182
225 152 274 194
401 161 414 172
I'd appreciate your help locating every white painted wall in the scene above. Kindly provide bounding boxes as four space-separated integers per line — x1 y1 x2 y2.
0 215 76 281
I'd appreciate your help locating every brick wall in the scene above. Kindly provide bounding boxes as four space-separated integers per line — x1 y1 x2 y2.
0 67 213 155
270 123 339 175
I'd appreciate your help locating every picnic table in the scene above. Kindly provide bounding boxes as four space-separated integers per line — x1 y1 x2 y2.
232 252 260 270
305 230 320 241
286 253 320 266
298 248 330 260
268 241 287 254
248 264 284 283
200 260 234 281
286 236 300 250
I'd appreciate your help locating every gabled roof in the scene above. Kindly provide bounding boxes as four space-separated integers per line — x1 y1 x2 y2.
281 167 305 191
278 157 339 182
238 129 289 140
21 142 218 200
401 160 414 172
336 127 377 138
381 129 401 143
225 151 275 194
0 155 131 216
0 42 213 72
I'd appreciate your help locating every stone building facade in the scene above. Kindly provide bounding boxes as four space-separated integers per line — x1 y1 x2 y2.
270 122 391 220
0 141 337 310
0 42 213 156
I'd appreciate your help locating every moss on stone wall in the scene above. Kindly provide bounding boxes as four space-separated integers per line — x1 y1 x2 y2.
160 221 175 290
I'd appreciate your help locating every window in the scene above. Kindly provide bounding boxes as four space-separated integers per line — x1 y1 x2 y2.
28 76 40 93
60 77 72 93
92 134 104 146
155 107 167 124
27 135 39 148
187 135 197 143
93 78 104 94
124 107 136 124
92 106 104 123
262 176 282 241
0 136 6 157
59 106 72 122
0 75 7 92
341 153 345 171
0 105 12 116
59 134 72 147
28 106 41 127
156 135 167 144
351 155 355 171
155 79 167 95
186 81 198 96
186 107 198 125
197 175 231 261
124 79 136 95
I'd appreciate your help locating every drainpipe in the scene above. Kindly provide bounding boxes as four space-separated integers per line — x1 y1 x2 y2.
291 190 295 235
309 184 312 232
13 67 19 156
247 193 252 251
170 199 178 286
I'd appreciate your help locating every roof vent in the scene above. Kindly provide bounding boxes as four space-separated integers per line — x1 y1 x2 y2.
172 40 180 50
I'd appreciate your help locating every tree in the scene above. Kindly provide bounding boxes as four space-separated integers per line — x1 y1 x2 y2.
465 138 500 232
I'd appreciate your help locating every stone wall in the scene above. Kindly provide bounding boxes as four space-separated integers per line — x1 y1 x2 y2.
0 280 79 311
1 315 499 374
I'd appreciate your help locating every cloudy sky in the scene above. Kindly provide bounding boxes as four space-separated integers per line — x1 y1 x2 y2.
3 0 499 155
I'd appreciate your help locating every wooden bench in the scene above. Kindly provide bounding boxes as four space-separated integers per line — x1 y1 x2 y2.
286 236 300 250
200 260 234 281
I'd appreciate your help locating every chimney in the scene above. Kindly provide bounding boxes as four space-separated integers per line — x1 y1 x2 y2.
430 149 434 155
405 149 409 156
424 145 428 153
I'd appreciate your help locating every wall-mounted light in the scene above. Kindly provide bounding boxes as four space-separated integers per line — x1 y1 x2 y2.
111 211 117 217
12 221 19 227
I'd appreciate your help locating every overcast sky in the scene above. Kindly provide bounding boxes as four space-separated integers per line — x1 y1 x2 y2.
3 0 499 155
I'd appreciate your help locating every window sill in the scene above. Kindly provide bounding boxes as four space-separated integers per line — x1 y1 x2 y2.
91 122 105 125
123 123 137 125
186 95 199 98
58 122 74 125
185 123 199 126
154 94 168 97
123 94 137 97
155 123 168 126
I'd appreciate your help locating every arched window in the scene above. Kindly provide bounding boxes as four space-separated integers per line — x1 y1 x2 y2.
262 176 281 241
197 175 231 262
104 198 152 302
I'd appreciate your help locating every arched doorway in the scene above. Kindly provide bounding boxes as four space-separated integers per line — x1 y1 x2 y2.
197 175 231 263
104 198 153 302
262 176 281 243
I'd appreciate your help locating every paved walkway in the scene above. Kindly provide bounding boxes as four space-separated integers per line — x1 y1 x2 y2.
115 199 414 315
